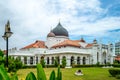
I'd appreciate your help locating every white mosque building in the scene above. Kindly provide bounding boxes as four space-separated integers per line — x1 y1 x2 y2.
9 22 114 67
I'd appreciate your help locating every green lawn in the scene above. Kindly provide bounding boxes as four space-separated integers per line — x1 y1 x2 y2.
17 67 118 80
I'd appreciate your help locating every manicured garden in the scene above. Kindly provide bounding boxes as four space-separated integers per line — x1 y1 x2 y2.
0 50 120 80
17 67 118 80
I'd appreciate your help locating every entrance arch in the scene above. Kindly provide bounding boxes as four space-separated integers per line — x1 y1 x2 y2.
30 57 33 65
77 56 80 65
83 57 86 65
47 57 49 64
71 56 74 65
103 51 106 64
97 52 99 62
51 57 54 64
24 56 27 64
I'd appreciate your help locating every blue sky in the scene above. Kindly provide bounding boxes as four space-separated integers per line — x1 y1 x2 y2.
0 0 120 50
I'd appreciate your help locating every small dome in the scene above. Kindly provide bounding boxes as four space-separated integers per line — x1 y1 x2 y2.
93 39 97 44
80 37 85 42
52 22 69 37
47 31 55 37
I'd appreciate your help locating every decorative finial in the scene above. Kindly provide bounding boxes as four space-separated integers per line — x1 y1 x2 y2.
93 38 97 44
59 18 60 23
81 36 83 40
50 26 52 32
58 18 61 25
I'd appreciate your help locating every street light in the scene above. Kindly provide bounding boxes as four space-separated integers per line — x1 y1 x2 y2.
2 20 13 67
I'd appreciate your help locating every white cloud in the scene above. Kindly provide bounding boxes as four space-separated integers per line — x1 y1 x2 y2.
0 0 120 49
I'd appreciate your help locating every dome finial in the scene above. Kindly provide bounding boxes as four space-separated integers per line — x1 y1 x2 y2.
59 18 60 23
93 38 97 44
50 26 53 32
80 36 85 42
58 18 61 25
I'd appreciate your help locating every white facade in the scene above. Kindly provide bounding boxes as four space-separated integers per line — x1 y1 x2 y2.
8 23 114 67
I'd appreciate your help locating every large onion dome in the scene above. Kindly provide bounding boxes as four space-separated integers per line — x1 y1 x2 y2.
52 22 69 37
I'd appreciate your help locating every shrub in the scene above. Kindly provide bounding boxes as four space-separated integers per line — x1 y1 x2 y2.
73 64 105 68
108 69 120 77
46 65 56 68
112 64 120 67
40 58 46 68
0 64 62 80
54 58 59 67
0 50 5 65
116 75 120 79
61 57 67 68
22 65 36 69
8 57 23 73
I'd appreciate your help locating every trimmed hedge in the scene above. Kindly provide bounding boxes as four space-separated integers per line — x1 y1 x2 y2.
108 69 120 77
46 65 56 68
73 64 104 68
22 64 120 69
22 65 37 69
116 75 120 79
112 64 120 67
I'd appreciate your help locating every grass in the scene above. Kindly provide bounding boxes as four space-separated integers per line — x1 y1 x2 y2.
17 67 118 80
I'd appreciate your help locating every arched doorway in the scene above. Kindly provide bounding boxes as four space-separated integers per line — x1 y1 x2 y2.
77 57 80 65
97 52 99 62
47 57 49 64
71 56 74 65
83 57 86 65
51 57 54 64
40 56 45 64
30 57 33 65
24 56 27 64
103 51 106 64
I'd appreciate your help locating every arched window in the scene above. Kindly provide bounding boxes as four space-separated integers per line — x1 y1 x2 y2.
77 57 80 65
30 57 33 65
103 52 106 64
24 56 27 64
52 57 54 64
97 52 99 62
71 56 74 65
83 57 86 65
47 57 49 64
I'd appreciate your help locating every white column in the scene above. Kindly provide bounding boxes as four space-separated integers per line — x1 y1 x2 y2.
27 57 30 65
74 56 77 65
86 56 89 64
21 56 24 64
49 56 51 65
44 57 47 65
81 56 83 65
14 56 17 59
38 56 40 63
66 56 70 67
34 56 36 65
60 56 62 65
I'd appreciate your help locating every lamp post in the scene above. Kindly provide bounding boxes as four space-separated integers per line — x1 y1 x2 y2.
2 21 13 67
